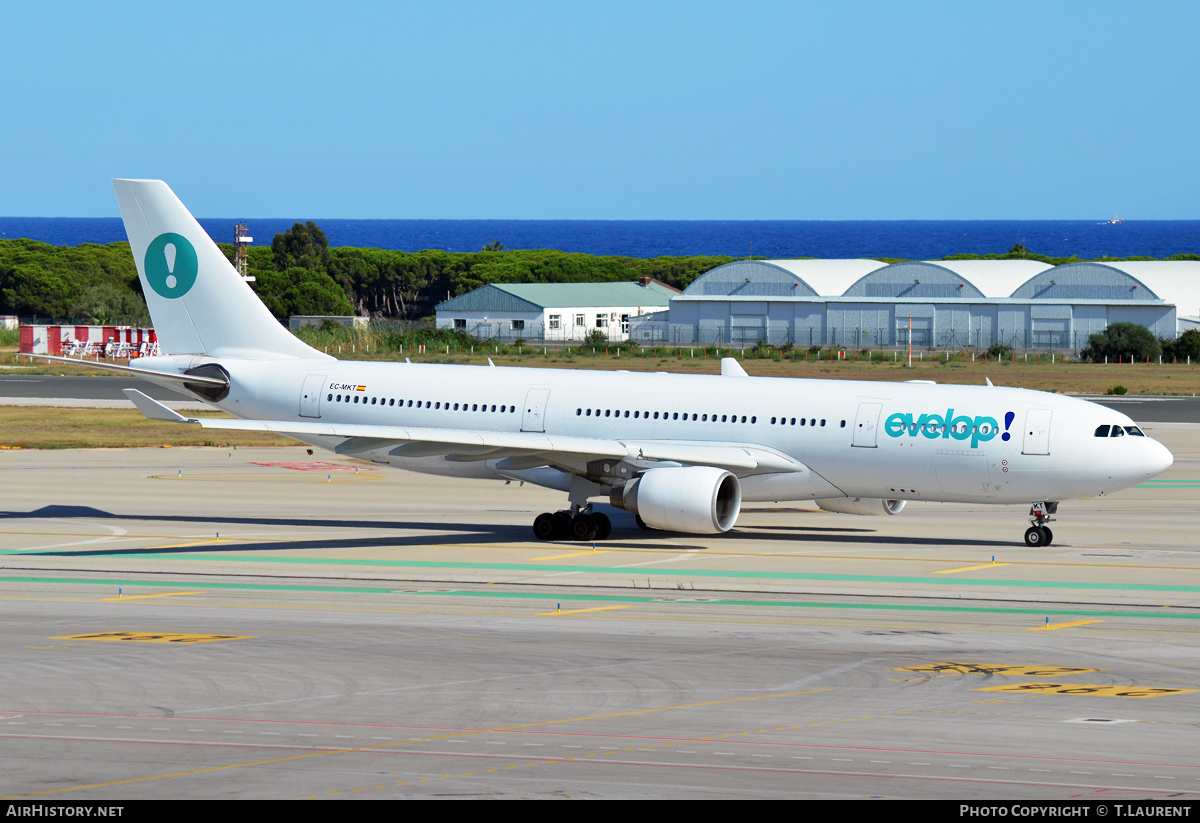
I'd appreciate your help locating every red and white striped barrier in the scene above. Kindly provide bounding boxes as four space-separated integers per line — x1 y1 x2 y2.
19 325 157 358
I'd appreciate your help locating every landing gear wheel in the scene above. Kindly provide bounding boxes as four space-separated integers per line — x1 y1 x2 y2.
533 513 557 541
552 511 571 539
1025 502 1058 548
569 513 598 541
591 512 611 540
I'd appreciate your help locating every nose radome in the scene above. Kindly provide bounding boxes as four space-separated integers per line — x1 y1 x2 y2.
1146 439 1174 477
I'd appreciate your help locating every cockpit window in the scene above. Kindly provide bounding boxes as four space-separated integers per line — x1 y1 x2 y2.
1111 425 1125 437
1124 426 1145 436
1094 425 1110 437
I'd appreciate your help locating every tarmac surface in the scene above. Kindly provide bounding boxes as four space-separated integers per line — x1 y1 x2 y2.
1 420 1198 799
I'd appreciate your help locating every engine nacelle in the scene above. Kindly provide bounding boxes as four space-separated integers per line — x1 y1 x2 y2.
815 497 906 516
612 466 742 533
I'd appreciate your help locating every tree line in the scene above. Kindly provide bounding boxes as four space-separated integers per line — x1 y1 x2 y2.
3 226 1199 326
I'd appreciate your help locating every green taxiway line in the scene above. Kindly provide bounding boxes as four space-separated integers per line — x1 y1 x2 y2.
11 550 1196 594
0 575 1197 620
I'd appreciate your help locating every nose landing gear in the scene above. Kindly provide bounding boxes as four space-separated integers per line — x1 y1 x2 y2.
1024 501 1057 546
532 505 612 541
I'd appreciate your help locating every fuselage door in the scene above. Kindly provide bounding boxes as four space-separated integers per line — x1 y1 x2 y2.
1022 409 1052 455
521 388 551 432
299 374 326 418
852 402 883 447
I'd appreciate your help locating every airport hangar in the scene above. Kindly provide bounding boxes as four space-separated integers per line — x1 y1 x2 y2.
435 279 678 343
629 259 1200 351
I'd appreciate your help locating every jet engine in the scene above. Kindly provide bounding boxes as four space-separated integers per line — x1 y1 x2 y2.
612 466 742 533
815 497 906 516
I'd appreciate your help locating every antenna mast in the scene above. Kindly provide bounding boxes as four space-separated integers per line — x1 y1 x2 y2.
234 223 255 282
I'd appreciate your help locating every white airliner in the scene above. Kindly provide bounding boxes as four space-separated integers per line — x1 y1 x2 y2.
41 180 1175 546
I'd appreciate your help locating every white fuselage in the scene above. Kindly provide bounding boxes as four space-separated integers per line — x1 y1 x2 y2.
157 356 1172 507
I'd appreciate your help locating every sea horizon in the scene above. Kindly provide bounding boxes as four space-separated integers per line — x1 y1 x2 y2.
1 216 1197 261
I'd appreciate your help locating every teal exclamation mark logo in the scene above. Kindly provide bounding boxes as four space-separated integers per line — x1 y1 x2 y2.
144 233 198 298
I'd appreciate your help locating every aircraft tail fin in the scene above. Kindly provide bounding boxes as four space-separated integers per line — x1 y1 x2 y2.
112 179 329 360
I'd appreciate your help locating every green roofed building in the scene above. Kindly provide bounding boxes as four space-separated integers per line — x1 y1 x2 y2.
435 279 678 342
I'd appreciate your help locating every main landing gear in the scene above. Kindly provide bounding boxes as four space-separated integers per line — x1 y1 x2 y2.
1024 501 1058 547
532 506 612 542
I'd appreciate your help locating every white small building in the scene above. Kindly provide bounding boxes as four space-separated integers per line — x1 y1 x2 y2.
435 279 678 342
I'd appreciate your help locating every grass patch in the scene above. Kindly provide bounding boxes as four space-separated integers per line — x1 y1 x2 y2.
0 407 294 449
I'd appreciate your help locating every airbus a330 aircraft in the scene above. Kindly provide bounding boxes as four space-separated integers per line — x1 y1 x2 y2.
40 180 1175 546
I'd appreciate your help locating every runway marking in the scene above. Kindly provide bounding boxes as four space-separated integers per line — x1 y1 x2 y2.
1032 620 1103 631
2 687 834 799
4 576 1200 622
976 683 1198 698
897 663 1102 677
97 591 199 601
39 554 1200 595
148 471 381 483
7 536 1200 573
250 461 376 472
537 606 631 616
934 563 1011 574
51 632 253 644
529 551 608 561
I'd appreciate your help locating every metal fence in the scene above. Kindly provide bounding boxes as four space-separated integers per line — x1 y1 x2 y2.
628 323 1102 352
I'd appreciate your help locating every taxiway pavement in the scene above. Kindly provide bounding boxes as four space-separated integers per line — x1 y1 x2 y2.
1 426 1197 799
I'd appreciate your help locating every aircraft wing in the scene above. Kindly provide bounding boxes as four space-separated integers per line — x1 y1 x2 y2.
123 389 802 476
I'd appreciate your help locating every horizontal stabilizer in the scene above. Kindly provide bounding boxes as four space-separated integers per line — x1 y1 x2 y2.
122 389 192 422
25 354 228 386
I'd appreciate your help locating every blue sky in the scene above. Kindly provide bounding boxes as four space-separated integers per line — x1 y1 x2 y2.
2 1 1197 219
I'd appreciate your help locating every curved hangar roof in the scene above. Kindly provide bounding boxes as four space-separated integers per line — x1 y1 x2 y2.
681 259 1196 305
1012 261 1200 315
683 259 887 298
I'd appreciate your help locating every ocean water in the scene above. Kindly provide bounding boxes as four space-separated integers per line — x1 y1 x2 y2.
1 216 1197 261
